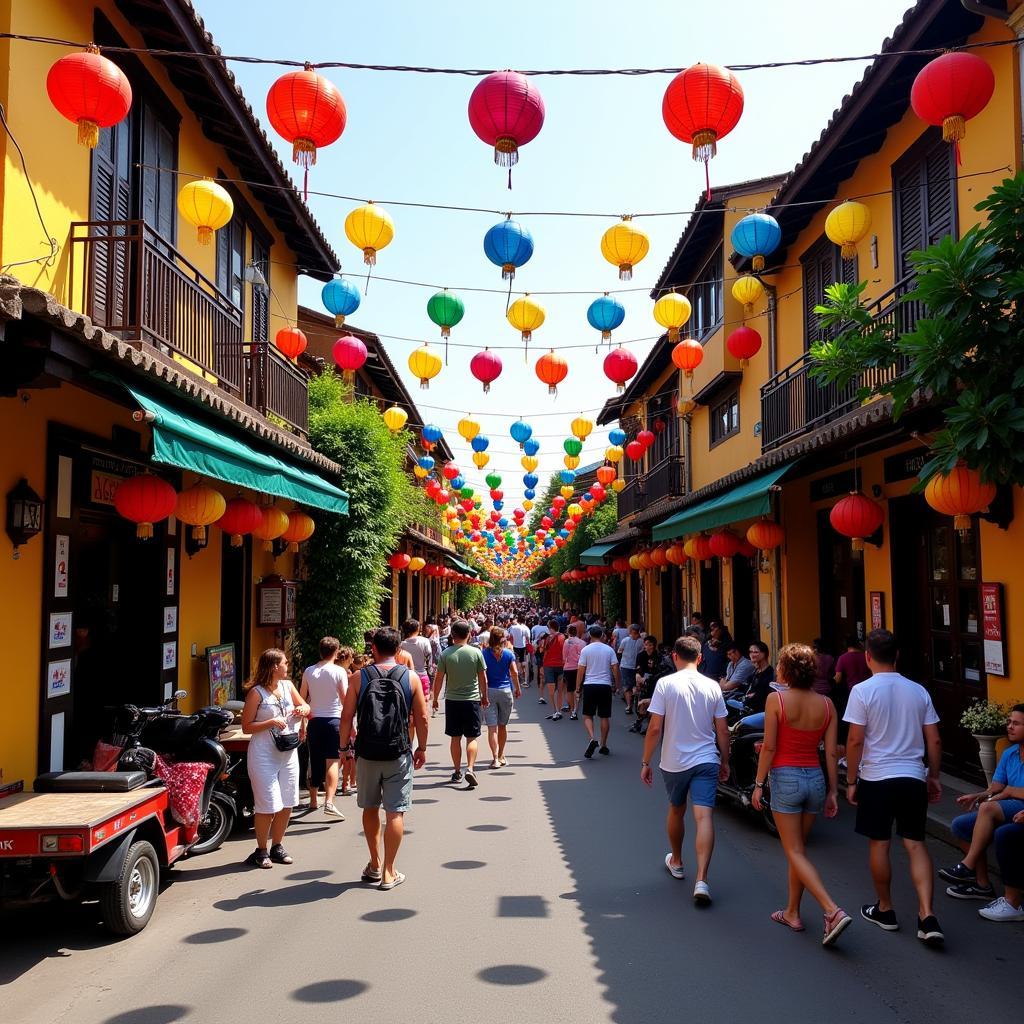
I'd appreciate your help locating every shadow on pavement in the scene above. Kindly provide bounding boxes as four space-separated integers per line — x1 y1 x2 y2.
497 895 548 918
360 908 417 922
476 964 547 985
103 1006 191 1024
213 879 360 911
441 860 486 870
181 927 248 944
291 980 368 1002
468 824 507 832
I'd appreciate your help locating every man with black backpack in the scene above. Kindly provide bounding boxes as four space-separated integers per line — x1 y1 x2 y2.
339 627 428 891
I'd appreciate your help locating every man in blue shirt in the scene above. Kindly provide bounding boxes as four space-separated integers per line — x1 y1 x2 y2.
942 704 1024 919
720 643 756 695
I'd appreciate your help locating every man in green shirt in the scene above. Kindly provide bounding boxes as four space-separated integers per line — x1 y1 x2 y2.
433 619 489 788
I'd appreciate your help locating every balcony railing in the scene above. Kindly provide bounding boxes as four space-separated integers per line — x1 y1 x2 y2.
617 455 685 520
759 275 922 452
245 342 308 437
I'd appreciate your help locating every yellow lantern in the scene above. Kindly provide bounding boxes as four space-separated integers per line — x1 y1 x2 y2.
408 344 442 389
177 178 233 246
521 455 539 472
344 201 394 266
601 217 650 280
612 478 625 493
567 503 583 518
383 405 408 432
413 465 429 479
174 484 226 541
825 201 871 261
472 451 490 469
253 505 290 552
560 485 575 500
677 397 697 416
732 274 764 315
606 445 624 463
507 296 546 343
653 292 692 342
570 416 593 441
523 499 534 511
564 455 580 470
408 556 426 572
457 416 480 441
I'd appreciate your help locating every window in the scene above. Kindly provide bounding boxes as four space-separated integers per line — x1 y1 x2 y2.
710 391 739 447
216 215 245 309
801 234 857 350
646 389 678 467
685 245 723 342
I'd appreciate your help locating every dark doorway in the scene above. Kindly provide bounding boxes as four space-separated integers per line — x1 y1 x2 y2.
220 538 251 687
816 508 865 655
731 554 758 646
660 565 683 644
398 571 409 621
629 572 643 627
699 560 721 622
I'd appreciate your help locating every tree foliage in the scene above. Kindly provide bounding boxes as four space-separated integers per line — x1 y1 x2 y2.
810 173 1024 486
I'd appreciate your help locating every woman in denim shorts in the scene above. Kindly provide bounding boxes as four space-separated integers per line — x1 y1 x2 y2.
752 644 851 947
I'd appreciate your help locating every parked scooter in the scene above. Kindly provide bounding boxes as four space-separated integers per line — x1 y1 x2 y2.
717 702 777 833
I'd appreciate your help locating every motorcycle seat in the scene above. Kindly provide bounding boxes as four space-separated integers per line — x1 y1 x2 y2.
733 719 764 738
34 770 149 793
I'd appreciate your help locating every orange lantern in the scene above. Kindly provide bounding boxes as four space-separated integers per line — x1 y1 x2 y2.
746 520 785 551
672 338 704 378
628 553 643 571
281 511 315 552
114 474 177 539
253 506 290 552
175 483 226 542
650 545 670 570
275 327 308 361
536 350 568 395
637 550 655 571
923 464 996 537
218 496 264 548
684 535 714 564
665 542 688 566
709 530 742 559
596 465 617 486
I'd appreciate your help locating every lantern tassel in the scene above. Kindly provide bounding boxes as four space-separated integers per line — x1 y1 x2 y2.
483 382 490 394
77 118 100 148
137 522 153 540
441 325 451 340
191 525 207 542
619 264 633 282
502 263 515 282
954 513 971 534
335 314 345 329
668 327 679 343
841 242 857 260
753 255 765 272
197 226 213 246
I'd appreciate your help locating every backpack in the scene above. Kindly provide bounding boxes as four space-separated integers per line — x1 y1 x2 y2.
355 665 411 762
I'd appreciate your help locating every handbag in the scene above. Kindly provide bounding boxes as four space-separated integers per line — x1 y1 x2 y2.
262 688 301 751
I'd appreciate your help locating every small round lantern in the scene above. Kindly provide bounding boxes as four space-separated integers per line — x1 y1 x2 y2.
383 406 408 432
470 349 503 392
825 201 872 261
281 511 315 552
911 52 995 147
275 327 308 361
536 351 568 395
830 492 884 552
924 464 996 537
408 344 443 389
174 483 226 542
672 338 704 378
587 294 626 343
730 213 781 272
388 552 411 571
114 474 176 539
508 296 546 344
653 292 693 342
601 218 650 281
467 71 545 178
427 289 465 340
709 530 742 559
46 46 132 148
322 278 361 328
266 63 346 167
333 334 367 381
483 218 534 280
345 202 394 266
177 178 233 246
408 556 426 572
746 520 784 550
732 274 764 315
253 506 290 552
571 416 594 441
218 496 264 548
604 346 638 393
726 325 762 367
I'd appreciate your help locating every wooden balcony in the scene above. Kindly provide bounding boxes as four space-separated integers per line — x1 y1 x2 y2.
245 342 309 437
759 275 922 452
617 455 685 520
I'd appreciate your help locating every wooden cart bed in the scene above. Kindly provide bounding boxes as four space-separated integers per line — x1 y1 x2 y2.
0 790 159 830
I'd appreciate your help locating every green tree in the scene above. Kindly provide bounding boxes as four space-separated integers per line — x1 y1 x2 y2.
811 173 1024 486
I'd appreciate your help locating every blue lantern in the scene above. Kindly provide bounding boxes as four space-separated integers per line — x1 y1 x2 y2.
523 437 541 457
560 470 576 485
587 294 626 342
609 427 626 446
471 435 490 453
417 455 435 471
730 213 782 272
451 475 465 491
583 491 593 502
510 419 533 448
483 219 534 281
524 488 536 500
422 424 444 444
321 278 361 328
498 517 509 528
559 529 569 539
493 500 504 512
523 473 539 489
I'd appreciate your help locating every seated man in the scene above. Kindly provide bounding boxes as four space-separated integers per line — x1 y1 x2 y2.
631 636 671 735
942 704 1024 906
980 809 1024 922
720 643 755 696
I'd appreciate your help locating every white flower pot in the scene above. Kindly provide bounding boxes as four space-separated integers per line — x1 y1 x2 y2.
972 733 1000 785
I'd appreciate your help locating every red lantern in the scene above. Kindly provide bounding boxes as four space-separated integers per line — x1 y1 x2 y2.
709 530 742 559
662 64 744 197
653 418 666 434
442 462 460 481
665 543 688 566
637 429 655 449
388 553 411 571
737 540 758 559
266 64 347 168
726 325 762 367
276 327 308 361
830 492 884 552
536 350 568 395
604 346 638 393
625 440 645 461
672 338 704 378
467 71 545 182
113 474 176 539
911 52 994 149
46 47 132 148
612 556 631 573
747 520 785 551
218 496 264 547
684 535 715 563
470 349 503 393
333 335 367 381
650 545 670 570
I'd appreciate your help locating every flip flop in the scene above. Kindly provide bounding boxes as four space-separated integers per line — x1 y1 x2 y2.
378 872 406 891
771 910 805 932
361 865 382 883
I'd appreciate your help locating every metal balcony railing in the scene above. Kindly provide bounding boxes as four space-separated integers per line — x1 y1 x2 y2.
616 455 685 520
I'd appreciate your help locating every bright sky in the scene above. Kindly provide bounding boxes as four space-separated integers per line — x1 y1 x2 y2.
200 0 915 506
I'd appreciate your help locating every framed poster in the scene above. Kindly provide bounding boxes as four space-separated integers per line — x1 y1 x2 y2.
47 659 71 699
166 548 176 596
49 611 72 649
162 641 177 671
207 643 237 706
870 591 886 631
54 534 69 597
982 582 1006 676
163 606 177 634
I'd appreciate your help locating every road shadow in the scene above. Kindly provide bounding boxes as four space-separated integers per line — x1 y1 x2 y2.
291 979 368 1002
213 879 360 911
477 964 547 985
103 1006 191 1024
181 927 247 944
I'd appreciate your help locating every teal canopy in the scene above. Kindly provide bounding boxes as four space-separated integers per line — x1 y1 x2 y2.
445 554 479 578
115 380 348 515
651 463 794 542
580 542 618 566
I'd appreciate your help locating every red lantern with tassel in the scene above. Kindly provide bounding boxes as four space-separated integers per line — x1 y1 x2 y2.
467 71 545 186
218 497 264 548
830 492 884 552
911 52 994 152
726 325 762 367
604 346 638 393
46 47 132 148
333 335 367 381
266 64 346 168
276 327 308 361
536 350 568 395
672 338 704 378
114 474 176 539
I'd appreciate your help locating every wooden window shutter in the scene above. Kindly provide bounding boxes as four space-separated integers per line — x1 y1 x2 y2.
88 122 132 328
924 140 956 246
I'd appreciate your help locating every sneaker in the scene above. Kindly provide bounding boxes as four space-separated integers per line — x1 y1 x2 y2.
822 908 852 947
938 861 976 884
465 770 478 789
570 712 578 721
599 745 610 755
431 708 437 718
561 704 570 712
979 897 1024 922
860 903 899 931
450 770 463 783
546 713 556 720
946 881 997 901
552 712 563 721
693 880 711 905
323 803 345 820
664 853 684 880
584 739 599 759
538 698 547 704
625 706 634 716
917 915 944 946
490 760 500 770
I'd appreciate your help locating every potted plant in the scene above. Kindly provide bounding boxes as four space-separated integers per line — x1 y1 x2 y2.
960 699 1009 784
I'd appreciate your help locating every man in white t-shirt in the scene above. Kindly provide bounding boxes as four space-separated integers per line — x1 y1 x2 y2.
641 635 729 905
844 628 944 945
508 617 531 687
530 618 550 690
577 625 621 759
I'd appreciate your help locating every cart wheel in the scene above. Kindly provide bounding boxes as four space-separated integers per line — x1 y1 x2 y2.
99 840 159 935
190 798 233 856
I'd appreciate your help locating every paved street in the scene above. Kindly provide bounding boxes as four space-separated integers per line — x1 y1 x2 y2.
2 695 1020 1024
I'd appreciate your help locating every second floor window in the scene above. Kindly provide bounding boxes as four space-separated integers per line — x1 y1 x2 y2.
802 234 857 350
686 245 723 342
710 391 740 447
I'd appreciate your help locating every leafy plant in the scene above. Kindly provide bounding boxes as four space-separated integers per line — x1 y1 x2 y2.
810 173 1024 486
960 698 1011 736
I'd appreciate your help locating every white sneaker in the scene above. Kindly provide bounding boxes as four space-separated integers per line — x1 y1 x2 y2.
323 803 345 820
979 897 1024 922
693 880 711 905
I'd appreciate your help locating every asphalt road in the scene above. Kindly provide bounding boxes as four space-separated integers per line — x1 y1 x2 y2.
3 691 1021 1024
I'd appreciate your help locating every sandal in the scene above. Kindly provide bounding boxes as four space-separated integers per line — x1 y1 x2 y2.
246 848 272 869
771 909 805 932
378 871 406 891
269 843 293 865
361 864 383 883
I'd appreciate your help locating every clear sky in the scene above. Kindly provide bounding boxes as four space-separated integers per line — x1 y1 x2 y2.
200 0 915 506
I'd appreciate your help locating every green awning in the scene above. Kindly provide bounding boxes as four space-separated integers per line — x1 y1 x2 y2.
445 554 479 578
115 380 348 515
580 542 618 566
651 463 795 541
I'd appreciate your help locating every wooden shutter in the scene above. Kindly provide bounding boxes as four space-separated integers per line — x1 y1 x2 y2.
140 104 176 247
251 237 268 343
894 131 956 281
89 122 132 329
924 140 956 246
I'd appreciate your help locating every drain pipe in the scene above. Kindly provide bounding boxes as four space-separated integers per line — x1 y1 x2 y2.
763 281 778 378
772 488 785 652
683 412 694 624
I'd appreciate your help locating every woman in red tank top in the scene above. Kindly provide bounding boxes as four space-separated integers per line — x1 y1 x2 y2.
752 644 851 947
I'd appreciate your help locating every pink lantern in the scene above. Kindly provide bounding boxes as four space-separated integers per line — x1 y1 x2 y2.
468 71 545 185
332 334 367 381
470 349 503 392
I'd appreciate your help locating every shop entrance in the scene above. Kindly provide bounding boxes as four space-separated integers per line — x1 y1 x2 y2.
629 571 644 627
220 537 252 691
731 554 759 646
816 508 865 654
699 560 721 622
660 564 683 644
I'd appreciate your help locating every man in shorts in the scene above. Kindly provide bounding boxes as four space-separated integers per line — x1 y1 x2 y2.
641 636 729 905
508 615 531 688
433 619 489 788
617 623 644 714
577 625 620 758
530 616 550 693
562 622 587 720
540 618 566 720
844 628 944 945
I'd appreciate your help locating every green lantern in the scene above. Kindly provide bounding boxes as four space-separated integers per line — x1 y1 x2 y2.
426 289 465 340
563 438 583 457
485 473 502 489
460 485 474 499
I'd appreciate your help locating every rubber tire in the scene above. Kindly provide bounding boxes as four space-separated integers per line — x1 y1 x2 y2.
99 840 159 935
190 798 233 856
760 783 778 835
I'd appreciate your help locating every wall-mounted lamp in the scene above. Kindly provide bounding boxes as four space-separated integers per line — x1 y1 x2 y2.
6 478 43 558
244 262 269 293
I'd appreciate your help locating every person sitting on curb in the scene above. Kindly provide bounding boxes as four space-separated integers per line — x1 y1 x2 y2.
980 807 1024 923
942 704 1024 916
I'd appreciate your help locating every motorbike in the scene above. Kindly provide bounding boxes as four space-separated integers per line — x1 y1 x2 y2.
717 701 777 833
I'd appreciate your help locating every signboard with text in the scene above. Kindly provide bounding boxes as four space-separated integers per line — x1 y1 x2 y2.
981 582 1006 676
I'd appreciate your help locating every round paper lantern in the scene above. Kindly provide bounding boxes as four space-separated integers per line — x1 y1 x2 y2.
924 464 996 536
653 293 693 342
114 474 176 539
345 202 394 266
587 294 626 342
427 289 465 340
523 437 540 456
178 178 233 246
560 485 575 500
46 47 132 148
253 505 290 552
383 406 408 432
484 219 534 280
730 213 781 272
637 550 655 571
333 334 367 380
911 52 995 146
604 346 638 393
521 454 539 471
510 420 533 447
563 438 583 458
422 424 444 446
470 349 503 392
601 218 650 281
747 520 785 550
408 344 442 389
677 397 697 416
266 64 346 167
564 455 580 470
665 543 688 566
612 556 631 573
672 338 704 378
628 554 643 571
174 484 226 542
569 416 592 441
596 466 616 486
473 452 490 469
467 71 546 175
684 535 715 563
388 552 411 571
732 274 764 315
471 434 490 453
408 556 426 573
650 545 670 570
218 496 264 547
606 445 624 463
536 350 568 395
637 429 655 449
625 440 645 461
508 296 546 344
709 530 742 559
321 278 361 328
825 201 872 261
275 326 307 361
612 478 625 493
456 417 480 442
830 492 884 552
609 427 627 446
726 325 762 367
444 463 462 482
282 512 315 552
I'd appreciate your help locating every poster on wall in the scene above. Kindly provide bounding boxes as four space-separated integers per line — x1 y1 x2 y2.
162 641 177 671
166 549 175 596
981 582 1006 676
870 592 886 631
54 534 69 597
48 611 72 649
207 643 237 706
163 606 177 634
47 659 71 699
